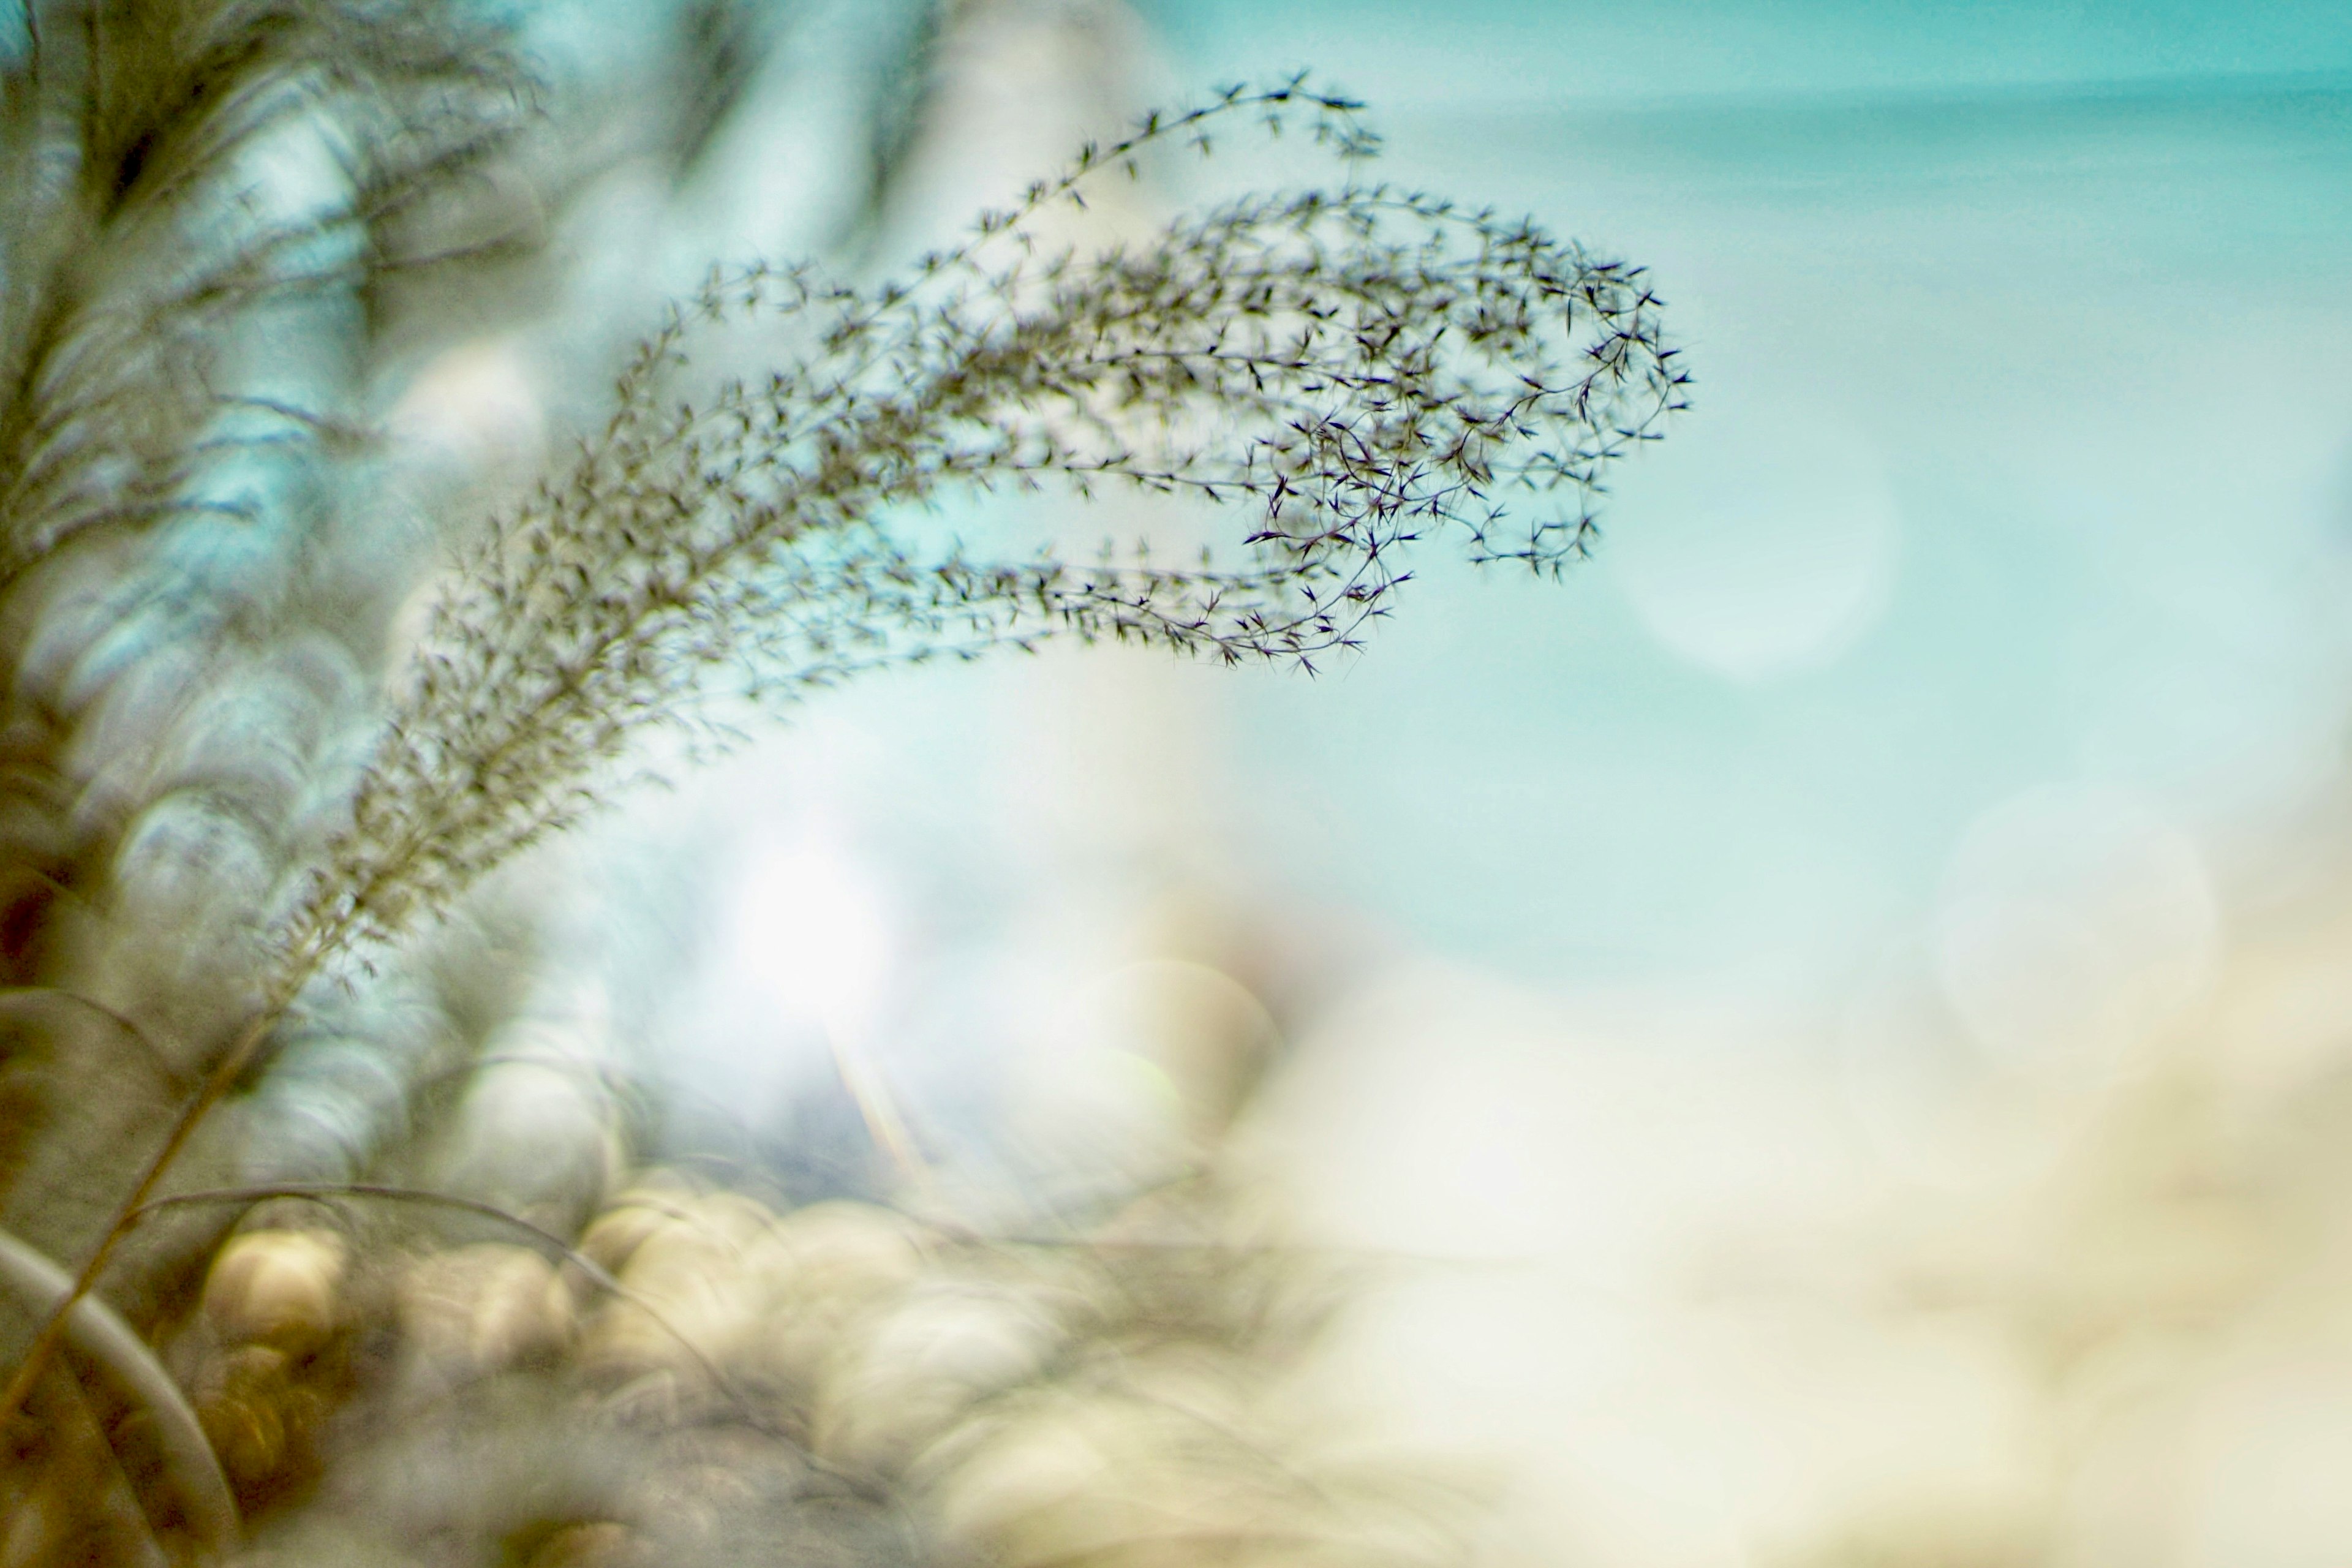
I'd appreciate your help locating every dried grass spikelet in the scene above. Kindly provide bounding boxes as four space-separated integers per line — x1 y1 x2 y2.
733 1199 930 1403
809 1276 1067 1476
188 1343 335 1496
575 1186 696 1278
573 1184 954 1449
202 1228 349 1354
923 1387 1125 1553
926 1376 1464 1568
186 1228 364 1506
577 1186 781 1381
925 1385 1290 1568
892 1176 1458 1568
397 1242 575 1375
521 1520 636 1568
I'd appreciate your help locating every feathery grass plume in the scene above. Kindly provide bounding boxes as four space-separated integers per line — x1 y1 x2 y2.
289 80 1687 967
0 70 1684 1450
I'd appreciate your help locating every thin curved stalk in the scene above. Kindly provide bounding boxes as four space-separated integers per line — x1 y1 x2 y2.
0 1224 240 1556
0 987 189 1089
0 1004 288 1433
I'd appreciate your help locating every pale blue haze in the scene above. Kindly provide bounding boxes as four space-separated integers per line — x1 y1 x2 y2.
1121 5 2352 997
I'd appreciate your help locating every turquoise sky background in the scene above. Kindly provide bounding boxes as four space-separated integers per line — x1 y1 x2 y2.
1089 4 2352 1003
1133 0 2352 104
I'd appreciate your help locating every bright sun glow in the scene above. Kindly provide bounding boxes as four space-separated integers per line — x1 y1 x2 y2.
723 829 894 1038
